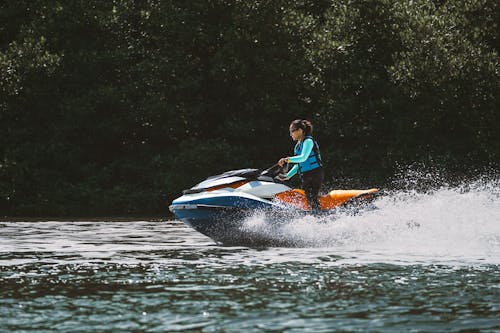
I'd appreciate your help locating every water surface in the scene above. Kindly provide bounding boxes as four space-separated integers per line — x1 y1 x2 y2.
1 182 499 332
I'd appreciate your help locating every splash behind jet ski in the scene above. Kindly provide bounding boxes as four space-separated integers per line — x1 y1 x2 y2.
169 165 379 246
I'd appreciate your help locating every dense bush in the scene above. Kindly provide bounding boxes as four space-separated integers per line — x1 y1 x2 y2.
1 0 498 216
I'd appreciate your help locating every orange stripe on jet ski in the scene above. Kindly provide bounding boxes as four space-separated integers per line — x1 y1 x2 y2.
206 180 249 192
275 188 379 210
319 189 378 210
274 189 310 210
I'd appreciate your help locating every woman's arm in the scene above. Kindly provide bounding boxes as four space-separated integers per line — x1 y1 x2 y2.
285 164 299 179
288 138 314 163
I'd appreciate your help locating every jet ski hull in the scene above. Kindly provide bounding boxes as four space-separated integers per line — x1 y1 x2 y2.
171 204 247 244
169 191 289 245
171 207 306 247
170 191 322 246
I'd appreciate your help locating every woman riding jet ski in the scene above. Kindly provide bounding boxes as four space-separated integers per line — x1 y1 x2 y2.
277 119 324 211
169 120 378 246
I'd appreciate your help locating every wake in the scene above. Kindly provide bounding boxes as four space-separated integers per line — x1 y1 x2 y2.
242 176 500 263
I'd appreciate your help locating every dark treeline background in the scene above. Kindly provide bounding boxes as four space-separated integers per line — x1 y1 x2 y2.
1 0 499 216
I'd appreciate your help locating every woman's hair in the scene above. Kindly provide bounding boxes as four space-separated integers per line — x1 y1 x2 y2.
290 119 313 136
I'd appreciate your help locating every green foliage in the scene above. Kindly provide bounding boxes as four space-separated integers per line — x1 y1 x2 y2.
1 0 498 216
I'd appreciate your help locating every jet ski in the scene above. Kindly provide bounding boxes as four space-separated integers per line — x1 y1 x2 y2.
169 165 379 246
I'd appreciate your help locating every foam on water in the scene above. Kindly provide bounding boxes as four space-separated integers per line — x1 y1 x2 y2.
242 176 500 264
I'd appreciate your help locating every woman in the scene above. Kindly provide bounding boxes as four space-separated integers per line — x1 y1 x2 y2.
277 119 324 211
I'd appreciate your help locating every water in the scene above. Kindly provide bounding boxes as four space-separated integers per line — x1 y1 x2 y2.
1 180 499 332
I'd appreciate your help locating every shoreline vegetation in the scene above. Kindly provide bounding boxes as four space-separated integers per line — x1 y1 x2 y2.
1 1 499 217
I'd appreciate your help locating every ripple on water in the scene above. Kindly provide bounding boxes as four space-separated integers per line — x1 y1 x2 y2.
0 220 499 331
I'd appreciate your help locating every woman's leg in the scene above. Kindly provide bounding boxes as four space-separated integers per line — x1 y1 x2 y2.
302 168 324 211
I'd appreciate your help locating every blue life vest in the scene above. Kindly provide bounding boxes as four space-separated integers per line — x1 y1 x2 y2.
294 136 322 174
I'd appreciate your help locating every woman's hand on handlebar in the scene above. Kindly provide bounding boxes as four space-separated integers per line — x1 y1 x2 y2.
278 157 289 167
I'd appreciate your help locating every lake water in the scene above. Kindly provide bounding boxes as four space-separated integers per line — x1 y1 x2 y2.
1 180 499 332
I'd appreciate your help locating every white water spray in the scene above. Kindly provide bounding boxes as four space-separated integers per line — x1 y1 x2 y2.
242 177 500 264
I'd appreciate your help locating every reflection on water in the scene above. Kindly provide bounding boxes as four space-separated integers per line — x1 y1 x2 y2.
0 220 499 332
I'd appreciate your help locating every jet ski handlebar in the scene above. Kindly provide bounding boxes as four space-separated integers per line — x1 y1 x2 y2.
259 163 289 178
182 164 290 194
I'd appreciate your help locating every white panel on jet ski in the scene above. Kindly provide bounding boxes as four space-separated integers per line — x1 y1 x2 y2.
191 176 247 190
236 181 291 199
